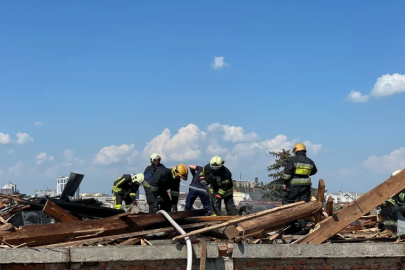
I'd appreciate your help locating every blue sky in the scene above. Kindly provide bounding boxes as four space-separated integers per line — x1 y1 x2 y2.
1 1 405 195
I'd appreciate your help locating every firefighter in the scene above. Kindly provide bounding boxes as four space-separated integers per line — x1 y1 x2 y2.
185 165 212 213
379 170 405 234
199 156 237 216
112 173 144 210
144 153 166 175
143 163 188 213
282 143 318 205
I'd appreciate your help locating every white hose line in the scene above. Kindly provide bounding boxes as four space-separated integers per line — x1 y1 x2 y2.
157 210 193 270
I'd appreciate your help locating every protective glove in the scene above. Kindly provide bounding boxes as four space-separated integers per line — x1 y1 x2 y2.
171 204 178 212
214 193 222 200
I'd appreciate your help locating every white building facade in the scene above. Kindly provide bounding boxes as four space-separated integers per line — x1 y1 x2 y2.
324 191 364 204
57 176 80 199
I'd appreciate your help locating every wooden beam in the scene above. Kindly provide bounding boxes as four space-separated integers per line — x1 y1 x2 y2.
315 179 325 223
326 196 334 216
297 169 405 244
36 221 216 248
3 209 206 246
43 200 78 222
200 244 207 270
185 216 236 222
172 201 305 241
235 201 322 237
118 237 141 246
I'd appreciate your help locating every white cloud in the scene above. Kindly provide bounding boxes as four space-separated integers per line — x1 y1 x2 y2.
303 140 322 155
206 141 228 156
347 73 405 103
364 147 405 174
9 161 24 177
208 123 259 143
93 144 135 165
143 124 206 162
6 149 14 155
370 73 405 98
15 132 34 144
35 152 54 165
127 150 139 165
346 90 369 103
0 133 11 144
211 56 229 70
34 122 43 126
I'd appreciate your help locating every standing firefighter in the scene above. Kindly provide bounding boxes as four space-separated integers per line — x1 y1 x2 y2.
112 173 144 210
282 143 318 205
185 165 212 213
200 156 237 216
143 164 188 213
379 170 405 234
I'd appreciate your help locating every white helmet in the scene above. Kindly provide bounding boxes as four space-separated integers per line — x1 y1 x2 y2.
131 173 144 184
150 153 161 162
391 170 402 177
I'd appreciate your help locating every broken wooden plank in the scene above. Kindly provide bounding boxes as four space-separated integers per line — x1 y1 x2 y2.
43 200 78 223
326 196 333 217
173 201 305 241
297 169 405 244
118 237 141 246
315 179 325 223
36 221 216 248
200 244 207 270
235 201 322 237
185 216 236 222
3 209 207 246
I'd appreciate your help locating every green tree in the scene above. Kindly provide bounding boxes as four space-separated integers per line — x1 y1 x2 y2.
261 149 292 201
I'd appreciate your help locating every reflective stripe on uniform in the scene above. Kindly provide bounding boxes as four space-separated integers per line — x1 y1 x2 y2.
209 188 213 194
283 174 292 180
294 163 313 175
387 198 397 206
114 196 122 210
113 186 122 193
218 189 225 195
383 220 398 226
171 191 179 197
130 193 136 197
224 188 233 197
290 178 311 185
399 193 405 203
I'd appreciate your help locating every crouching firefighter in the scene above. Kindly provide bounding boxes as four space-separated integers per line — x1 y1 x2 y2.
142 164 188 213
199 156 237 216
112 173 144 210
379 170 405 234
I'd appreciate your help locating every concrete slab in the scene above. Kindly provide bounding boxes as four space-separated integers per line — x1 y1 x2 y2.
232 243 405 258
0 248 68 264
70 244 220 262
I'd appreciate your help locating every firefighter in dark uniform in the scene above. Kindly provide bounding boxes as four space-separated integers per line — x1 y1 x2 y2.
185 165 212 212
143 163 188 213
199 156 237 216
112 173 144 210
282 143 318 205
379 170 405 234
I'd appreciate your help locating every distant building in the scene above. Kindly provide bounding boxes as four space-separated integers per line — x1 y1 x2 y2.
0 183 17 195
57 176 79 199
233 180 256 189
324 191 364 204
35 189 57 197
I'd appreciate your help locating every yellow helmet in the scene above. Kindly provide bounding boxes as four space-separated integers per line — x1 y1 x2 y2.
293 143 306 153
172 164 188 180
131 173 144 184
210 156 224 170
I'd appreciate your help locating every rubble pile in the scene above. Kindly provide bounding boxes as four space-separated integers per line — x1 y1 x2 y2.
0 170 404 249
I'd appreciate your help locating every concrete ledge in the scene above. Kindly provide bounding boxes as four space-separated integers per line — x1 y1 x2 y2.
0 248 68 264
71 245 219 262
232 243 405 258
1 243 405 264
